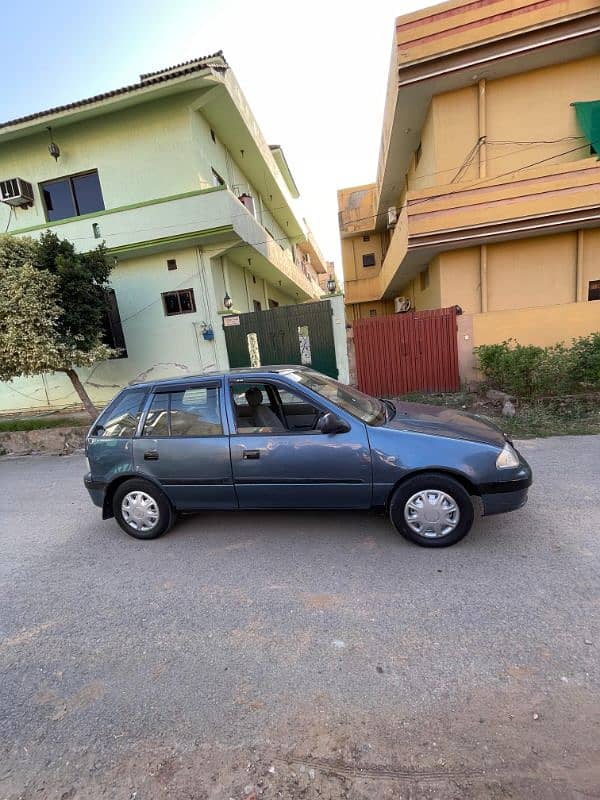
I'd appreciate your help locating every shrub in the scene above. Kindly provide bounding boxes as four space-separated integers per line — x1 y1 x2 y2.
474 335 600 398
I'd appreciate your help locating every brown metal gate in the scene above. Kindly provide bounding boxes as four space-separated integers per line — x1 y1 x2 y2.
353 307 460 396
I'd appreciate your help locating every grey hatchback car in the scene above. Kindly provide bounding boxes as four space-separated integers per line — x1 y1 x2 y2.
84 366 532 547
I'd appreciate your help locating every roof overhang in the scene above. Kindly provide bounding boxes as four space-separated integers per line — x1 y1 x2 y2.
376 7 600 222
269 145 300 198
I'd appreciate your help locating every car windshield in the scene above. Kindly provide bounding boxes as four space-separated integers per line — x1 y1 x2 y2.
281 369 387 426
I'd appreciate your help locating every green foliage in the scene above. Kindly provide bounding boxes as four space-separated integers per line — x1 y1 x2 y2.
35 231 112 356
475 336 600 398
0 232 115 416
0 416 87 433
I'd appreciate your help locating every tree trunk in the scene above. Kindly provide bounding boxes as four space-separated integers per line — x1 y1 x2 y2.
64 368 98 419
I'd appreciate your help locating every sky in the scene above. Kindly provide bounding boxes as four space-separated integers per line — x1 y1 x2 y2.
1 0 435 276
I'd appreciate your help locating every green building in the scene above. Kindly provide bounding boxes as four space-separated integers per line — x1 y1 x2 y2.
0 52 327 412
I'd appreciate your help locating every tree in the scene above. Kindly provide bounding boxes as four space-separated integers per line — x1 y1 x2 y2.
0 232 115 418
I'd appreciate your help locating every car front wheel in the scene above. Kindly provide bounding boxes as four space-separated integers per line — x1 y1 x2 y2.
113 479 174 540
389 473 474 548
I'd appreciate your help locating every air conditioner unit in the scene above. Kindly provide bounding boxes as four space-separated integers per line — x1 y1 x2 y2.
0 177 34 207
394 296 411 313
387 206 398 229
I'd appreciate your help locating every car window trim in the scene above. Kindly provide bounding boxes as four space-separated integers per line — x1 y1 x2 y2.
137 380 225 439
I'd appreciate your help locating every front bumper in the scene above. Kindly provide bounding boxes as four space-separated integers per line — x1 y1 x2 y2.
84 473 106 508
479 474 532 516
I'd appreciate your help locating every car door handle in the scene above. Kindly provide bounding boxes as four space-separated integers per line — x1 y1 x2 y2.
144 450 159 461
243 450 260 460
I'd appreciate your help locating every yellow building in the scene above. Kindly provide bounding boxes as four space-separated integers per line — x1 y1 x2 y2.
338 0 600 365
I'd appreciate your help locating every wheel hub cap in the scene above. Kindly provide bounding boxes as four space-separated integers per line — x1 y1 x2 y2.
121 491 159 532
404 489 460 539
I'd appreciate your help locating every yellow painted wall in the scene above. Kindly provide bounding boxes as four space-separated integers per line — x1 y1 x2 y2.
486 233 577 311
425 56 599 187
472 300 600 348
407 103 437 191
397 258 443 311
582 229 600 291
433 86 479 185
439 248 482 314
346 300 395 321
341 231 386 283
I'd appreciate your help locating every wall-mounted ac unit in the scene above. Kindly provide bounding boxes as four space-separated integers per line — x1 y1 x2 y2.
394 296 411 313
387 206 398 229
0 178 34 207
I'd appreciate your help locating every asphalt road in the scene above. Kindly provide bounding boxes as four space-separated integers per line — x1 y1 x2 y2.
1 436 599 800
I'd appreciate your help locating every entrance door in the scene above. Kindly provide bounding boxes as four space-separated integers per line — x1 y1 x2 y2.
223 300 338 378
227 377 371 509
132 381 236 510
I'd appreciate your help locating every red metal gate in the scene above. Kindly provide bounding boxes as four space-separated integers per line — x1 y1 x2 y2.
353 307 460 396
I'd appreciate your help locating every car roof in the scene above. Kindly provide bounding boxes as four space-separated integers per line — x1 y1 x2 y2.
129 365 312 389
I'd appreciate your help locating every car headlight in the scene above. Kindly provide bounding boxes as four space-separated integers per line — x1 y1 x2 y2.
496 443 520 469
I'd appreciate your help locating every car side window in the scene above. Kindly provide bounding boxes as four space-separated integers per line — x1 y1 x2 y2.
93 388 147 438
231 381 323 434
142 386 223 437
142 393 169 437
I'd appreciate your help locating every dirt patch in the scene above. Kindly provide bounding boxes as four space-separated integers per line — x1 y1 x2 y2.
5 686 600 799
0 426 85 456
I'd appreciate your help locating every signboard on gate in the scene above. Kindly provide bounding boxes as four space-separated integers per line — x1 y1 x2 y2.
223 315 240 327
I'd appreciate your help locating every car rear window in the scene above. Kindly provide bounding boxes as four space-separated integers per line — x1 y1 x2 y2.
142 386 223 437
92 388 147 438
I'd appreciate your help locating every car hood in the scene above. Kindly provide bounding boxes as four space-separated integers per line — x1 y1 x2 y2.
382 400 507 447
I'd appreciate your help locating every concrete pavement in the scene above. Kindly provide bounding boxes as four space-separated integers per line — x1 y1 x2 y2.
1 436 599 799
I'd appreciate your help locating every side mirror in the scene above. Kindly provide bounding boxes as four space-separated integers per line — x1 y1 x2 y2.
319 412 350 435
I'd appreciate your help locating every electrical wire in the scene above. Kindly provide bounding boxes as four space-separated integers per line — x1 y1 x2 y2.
3 206 14 233
340 142 593 229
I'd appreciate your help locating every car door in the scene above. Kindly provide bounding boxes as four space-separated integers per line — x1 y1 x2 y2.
132 380 236 510
227 377 372 509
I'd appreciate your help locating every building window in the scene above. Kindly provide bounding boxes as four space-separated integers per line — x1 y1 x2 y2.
41 170 104 222
420 267 430 291
589 280 600 301
362 253 376 268
253 300 262 312
362 235 370 242
211 168 225 187
167 258 177 271
162 289 196 316
268 299 279 309
101 289 127 358
369 309 377 317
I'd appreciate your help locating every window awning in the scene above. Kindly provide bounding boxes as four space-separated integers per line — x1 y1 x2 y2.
572 100 600 155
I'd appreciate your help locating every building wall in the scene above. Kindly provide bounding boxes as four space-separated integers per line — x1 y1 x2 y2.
0 93 200 233
0 243 299 413
429 56 599 186
405 230 600 319
1 92 295 256
439 249 481 314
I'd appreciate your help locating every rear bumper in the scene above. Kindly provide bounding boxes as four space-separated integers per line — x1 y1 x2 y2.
479 476 532 516
84 473 106 508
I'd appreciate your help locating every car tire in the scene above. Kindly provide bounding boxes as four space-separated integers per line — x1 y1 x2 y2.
389 473 474 548
113 479 174 540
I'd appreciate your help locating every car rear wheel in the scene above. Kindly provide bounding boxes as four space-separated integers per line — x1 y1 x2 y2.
113 479 174 540
389 473 474 548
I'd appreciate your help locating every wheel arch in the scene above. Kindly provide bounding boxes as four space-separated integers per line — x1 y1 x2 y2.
102 472 169 519
385 468 480 511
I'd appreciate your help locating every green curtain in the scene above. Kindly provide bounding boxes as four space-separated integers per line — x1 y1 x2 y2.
572 100 600 155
